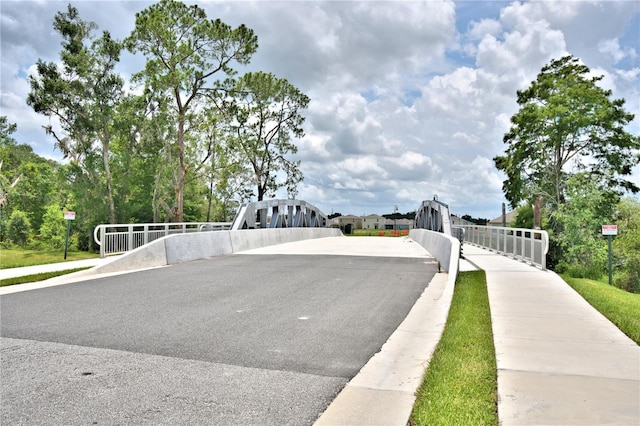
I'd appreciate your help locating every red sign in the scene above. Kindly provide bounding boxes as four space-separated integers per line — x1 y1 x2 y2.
602 225 617 236
64 211 76 220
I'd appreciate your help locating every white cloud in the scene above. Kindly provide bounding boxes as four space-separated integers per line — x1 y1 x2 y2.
598 38 638 64
468 18 502 41
391 152 432 170
599 39 626 63
616 67 640 82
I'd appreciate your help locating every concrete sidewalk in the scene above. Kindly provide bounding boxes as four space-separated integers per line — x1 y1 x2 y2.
464 245 639 425
0 258 118 295
0 258 109 281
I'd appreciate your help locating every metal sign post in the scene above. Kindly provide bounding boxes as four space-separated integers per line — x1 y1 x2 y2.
64 211 76 260
602 225 618 285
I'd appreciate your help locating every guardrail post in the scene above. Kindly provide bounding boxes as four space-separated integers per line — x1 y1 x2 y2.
100 226 105 259
128 225 134 252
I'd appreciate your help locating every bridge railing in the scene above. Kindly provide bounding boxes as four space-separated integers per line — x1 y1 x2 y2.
93 222 231 258
457 225 549 270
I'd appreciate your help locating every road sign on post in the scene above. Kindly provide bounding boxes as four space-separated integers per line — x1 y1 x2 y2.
64 212 76 259
602 225 618 285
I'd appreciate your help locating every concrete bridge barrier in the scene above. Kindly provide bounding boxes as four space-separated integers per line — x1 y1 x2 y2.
229 228 342 252
409 228 460 284
95 228 342 275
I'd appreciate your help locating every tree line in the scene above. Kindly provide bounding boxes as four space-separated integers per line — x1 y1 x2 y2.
1 0 308 251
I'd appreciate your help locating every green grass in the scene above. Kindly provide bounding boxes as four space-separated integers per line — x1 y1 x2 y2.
562 274 640 345
410 271 498 426
0 268 91 287
0 248 98 269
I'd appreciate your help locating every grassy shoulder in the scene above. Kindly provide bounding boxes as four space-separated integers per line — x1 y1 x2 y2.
0 268 91 287
0 248 98 269
562 274 640 345
410 270 498 426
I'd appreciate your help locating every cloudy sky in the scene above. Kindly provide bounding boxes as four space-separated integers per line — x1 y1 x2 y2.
2 1 639 219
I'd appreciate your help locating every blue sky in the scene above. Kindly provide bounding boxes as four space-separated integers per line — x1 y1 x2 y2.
1 0 639 220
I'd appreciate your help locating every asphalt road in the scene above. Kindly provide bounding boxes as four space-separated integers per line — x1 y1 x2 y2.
1 252 437 425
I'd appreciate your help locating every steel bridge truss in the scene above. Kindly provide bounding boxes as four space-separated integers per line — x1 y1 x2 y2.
230 199 328 230
414 198 453 235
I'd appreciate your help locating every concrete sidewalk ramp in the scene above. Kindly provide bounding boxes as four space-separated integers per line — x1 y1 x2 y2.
464 245 639 425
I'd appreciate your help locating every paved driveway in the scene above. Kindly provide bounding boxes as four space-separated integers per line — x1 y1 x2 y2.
1 241 436 425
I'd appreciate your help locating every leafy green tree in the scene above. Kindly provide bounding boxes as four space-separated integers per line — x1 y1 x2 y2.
125 0 258 221
222 72 309 200
6 210 31 247
552 173 614 279
27 4 124 224
1 117 60 238
0 117 22 210
39 203 68 249
58 160 106 251
0 116 17 144
11 160 57 232
109 93 162 223
613 198 640 292
461 215 488 226
513 205 534 229
495 55 639 213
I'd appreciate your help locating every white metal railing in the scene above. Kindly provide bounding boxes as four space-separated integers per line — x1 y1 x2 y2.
457 225 549 270
93 222 232 258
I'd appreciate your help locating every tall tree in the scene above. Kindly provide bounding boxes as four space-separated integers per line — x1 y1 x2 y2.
494 55 639 213
125 0 258 222
0 117 21 210
552 172 614 278
222 72 309 201
612 198 640 292
109 93 165 223
27 4 124 224
1 117 58 233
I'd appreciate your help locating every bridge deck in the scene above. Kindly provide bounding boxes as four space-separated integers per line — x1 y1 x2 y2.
238 235 433 257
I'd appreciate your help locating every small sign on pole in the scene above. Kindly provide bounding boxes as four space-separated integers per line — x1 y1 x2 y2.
602 225 617 285
63 211 76 259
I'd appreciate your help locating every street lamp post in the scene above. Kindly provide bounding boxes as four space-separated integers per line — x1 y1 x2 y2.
394 205 398 232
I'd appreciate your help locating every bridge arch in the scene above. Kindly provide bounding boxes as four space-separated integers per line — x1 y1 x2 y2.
230 199 328 230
